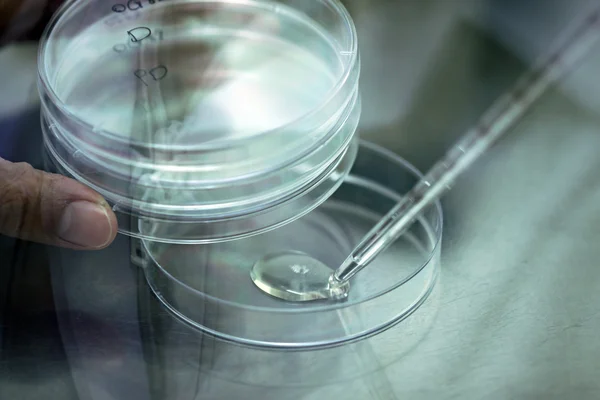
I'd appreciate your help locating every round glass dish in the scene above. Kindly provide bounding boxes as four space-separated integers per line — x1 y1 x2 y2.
142 142 443 349
38 0 360 243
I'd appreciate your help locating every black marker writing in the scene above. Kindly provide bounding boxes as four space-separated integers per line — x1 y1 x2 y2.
112 0 144 13
134 70 149 86
113 43 128 53
113 29 163 54
113 39 140 53
128 1 143 10
107 0 167 26
150 66 168 80
134 65 168 86
128 27 151 42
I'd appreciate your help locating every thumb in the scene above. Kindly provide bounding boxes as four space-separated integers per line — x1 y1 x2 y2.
0 158 118 249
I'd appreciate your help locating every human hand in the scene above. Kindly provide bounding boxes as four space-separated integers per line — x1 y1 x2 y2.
0 158 118 249
1 1 118 249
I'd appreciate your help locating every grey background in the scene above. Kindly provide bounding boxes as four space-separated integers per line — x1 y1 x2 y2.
2 0 600 399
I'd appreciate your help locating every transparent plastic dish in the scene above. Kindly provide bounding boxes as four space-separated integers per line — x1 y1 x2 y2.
142 142 443 349
38 0 360 243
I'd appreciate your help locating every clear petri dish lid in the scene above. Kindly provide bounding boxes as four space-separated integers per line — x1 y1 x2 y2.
38 0 361 241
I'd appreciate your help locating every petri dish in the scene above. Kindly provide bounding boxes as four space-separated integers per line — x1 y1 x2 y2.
141 142 443 349
38 0 361 243
38 0 442 350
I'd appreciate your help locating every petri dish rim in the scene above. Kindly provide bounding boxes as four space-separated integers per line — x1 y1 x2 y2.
141 140 444 314
148 267 438 350
37 0 359 153
43 121 356 217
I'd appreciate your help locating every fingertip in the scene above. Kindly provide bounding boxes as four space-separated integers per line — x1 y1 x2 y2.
51 175 119 249
56 200 118 250
0 160 119 249
101 201 119 249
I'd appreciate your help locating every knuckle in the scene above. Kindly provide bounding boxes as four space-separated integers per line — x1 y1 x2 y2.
0 162 44 238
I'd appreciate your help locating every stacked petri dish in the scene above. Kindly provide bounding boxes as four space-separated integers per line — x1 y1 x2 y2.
39 0 442 349
39 0 361 242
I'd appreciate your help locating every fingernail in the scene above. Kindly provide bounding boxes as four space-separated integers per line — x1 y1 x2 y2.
58 201 114 248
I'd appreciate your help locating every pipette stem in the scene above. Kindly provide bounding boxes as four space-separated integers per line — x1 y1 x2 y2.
333 7 600 284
